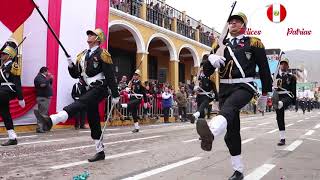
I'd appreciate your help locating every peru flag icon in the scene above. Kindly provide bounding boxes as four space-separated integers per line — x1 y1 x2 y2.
267 3 287 23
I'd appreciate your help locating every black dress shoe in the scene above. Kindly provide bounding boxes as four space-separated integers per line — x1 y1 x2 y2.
190 115 196 124
88 151 105 162
277 139 286 146
196 120 214 151
132 129 139 133
229 171 244 180
80 126 88 129
1 139 18 146
34 110 53 131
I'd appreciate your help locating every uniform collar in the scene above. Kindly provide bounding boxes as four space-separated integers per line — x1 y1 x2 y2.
3 60 12 67
89 45 99 52
229 34 244 41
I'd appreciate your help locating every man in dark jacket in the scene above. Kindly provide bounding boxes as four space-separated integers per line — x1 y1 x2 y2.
71 80 87 129
34 66 53 133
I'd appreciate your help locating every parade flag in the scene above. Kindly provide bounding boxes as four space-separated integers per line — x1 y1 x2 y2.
267 3 287 23
0 0 35 47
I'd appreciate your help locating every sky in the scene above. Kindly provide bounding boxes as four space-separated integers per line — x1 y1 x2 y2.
165 0 319 51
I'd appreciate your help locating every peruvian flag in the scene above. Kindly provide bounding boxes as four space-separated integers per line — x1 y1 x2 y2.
0 0 35 47
267 3 287 23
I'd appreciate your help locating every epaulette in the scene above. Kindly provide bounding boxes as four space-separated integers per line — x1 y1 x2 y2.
101 49 113 64
76 50 86 63
10 61 21 76
250 37 264 48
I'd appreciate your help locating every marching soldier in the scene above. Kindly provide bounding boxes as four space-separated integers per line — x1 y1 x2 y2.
35 28 120 162
272 57 296 146
196 12 272 180
0 39 26 146
121 70 147 133
190 65 217 124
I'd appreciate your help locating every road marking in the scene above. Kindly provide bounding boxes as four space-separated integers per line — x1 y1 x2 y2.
17 139 66 146
241 127 252 131
242 138 255 144
244 164 276 180
311 116 315 118
286 123 294 127
297 120 304 122
305 130 315 136
122 157 202 180
305 118 310 120
182 139 199 143
79 131 133 136
305 138 320 142
267 129 278 134
314 124 320 129
56 136 162 152
0 135 37 140
50 150 146 170
258 122 271 126
283 140 303 151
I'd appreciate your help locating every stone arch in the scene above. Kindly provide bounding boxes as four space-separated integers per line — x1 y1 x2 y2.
146 33 178 60
178 44 200 67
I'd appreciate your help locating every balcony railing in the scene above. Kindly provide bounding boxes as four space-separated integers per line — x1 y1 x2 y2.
111 0 143 18
111 0 218 46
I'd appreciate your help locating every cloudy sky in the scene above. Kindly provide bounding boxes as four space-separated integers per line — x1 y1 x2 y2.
165 0 318 51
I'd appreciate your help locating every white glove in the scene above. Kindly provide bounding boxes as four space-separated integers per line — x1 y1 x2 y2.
208 54 226 68
143 103 148 109
125 87 130 93
193 86 200 91
18 99 25 108
67 57 74 67
257 95 267 111
112 97 120 104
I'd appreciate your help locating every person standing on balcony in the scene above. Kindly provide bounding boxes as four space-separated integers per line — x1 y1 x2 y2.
196 12 272 180
121 70 147 133
35 28 120 162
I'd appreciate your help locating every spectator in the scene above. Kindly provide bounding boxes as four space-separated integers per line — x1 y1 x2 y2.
71 80 87 129
162 86 173 123
175 86 188 122
119 75 128 90
33 66 53 133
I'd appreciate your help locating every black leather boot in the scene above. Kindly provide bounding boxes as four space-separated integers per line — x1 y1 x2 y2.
196 120 214 151
88 151 105 162
132 129 139 133
228 171 244 180
277 139 286 146
1 139 18 146
34 109 53 131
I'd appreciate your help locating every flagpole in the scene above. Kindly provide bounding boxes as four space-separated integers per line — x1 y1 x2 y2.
31 0 70 58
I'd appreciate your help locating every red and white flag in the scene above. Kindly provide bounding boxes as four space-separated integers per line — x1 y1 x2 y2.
0 0 35 47
267 3 287 23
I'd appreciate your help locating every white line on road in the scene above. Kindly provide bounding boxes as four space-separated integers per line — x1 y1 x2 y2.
286 123 294 127
305 138 320 142
258 122 271 126
56 136 162 152
122 157 202 180
0 135 38 140
305 130 315 136
50 150 146 170
311 116 315 118
242 138 255 144
244 164 276 180
182 139 199 143
241 127 252 131
18 139 66 146
297 120 304 122
283 140 303 151
314 124 320 129
305 118 310 120
267 129 278 134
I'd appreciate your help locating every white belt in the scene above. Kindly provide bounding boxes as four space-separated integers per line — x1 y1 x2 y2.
132 94 143 97
1 82 15 86
84 72 105 86
277 91 290 94
220 77 254 84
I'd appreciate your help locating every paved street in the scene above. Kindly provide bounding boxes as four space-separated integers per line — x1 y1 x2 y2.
1 110 320 180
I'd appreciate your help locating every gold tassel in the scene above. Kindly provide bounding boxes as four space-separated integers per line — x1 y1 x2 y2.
10 61 21 76
250 37 265 48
